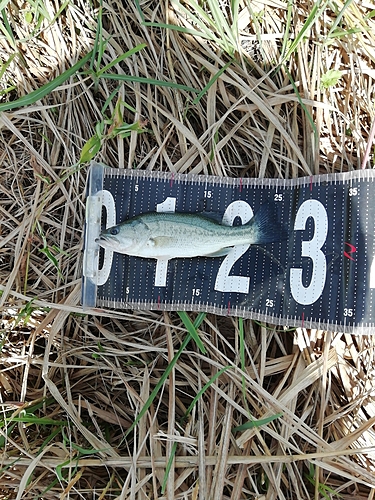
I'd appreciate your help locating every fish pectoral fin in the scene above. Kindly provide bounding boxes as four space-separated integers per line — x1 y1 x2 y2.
205 247 232 258
152 236 171 246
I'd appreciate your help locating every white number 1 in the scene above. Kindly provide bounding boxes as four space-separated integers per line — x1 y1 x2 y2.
154 197 176 287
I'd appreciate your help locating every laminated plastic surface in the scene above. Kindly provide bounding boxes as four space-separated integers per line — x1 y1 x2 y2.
82 162 375 333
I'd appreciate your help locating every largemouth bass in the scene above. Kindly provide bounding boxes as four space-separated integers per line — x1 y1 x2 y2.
96 203 287 260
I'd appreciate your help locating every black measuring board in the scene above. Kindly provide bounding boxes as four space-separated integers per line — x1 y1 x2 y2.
82 162 375 334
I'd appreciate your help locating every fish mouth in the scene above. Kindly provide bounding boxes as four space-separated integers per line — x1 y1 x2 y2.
96 235 114 245
95 235 133 251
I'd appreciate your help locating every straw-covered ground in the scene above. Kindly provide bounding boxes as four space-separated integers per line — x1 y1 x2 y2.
1 0 375 498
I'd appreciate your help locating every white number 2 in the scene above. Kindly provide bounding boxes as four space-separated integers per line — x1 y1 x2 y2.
214 201 253 294
290 200 328 305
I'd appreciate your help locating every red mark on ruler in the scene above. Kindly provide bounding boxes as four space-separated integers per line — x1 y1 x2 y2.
344 242 356 261
227 301 231 315
170 173 174 188
309 177 313 192
239 178 243 192
301 312 305 328
157 295 161 309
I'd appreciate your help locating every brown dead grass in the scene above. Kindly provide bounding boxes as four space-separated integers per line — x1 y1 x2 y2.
1 0 375 499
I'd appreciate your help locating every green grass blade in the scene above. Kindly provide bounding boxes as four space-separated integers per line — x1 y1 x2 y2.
177 311 206 353
192 60 232 104
27 0 51 22
97 43 147 75
134 0 146 22
138 0 215 43
124 336 192 438
231 0 240 36
0 0 11 10
38 427 63 453
232 413 283 432
0 7 16 48
193 312 206 329
238 317 251 416
0 53 17 81
0 422 16 448
101 86 121 114
284 66 317 138
141 20 213 41
4 416 66 425
124 313 206 439
171 0 223 46
137 0 238 56
0 50 93 112
305 469 343 499
90 0 103 71
39 247 63 279
79 134 102 164
327 0 355 38
162 442 178 493
56 459 76 482
49 0 71 26
173 0 218 32
281 0 293 60
162 342 227 492
184 366 231 416
71 442 102 455
282 0 329 61
207 0 237 52
162 367 231 492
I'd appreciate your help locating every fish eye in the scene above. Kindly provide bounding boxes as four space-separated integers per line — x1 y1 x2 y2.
110 227 120 235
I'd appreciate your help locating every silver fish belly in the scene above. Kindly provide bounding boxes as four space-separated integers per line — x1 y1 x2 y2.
96 203 286 260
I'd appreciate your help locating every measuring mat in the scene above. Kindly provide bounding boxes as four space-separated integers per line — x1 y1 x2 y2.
82 162 375 334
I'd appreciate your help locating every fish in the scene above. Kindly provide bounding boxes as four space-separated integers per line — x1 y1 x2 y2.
96 202 287 260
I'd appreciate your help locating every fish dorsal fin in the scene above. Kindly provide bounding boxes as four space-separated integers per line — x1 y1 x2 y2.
199 211 223 224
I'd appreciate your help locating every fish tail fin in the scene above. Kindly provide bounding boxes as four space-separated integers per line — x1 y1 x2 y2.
250 202 288 244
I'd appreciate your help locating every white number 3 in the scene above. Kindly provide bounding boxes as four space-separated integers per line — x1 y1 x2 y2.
290 200 328 305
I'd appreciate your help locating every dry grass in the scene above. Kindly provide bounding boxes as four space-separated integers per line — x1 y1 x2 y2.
1 0 375 498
